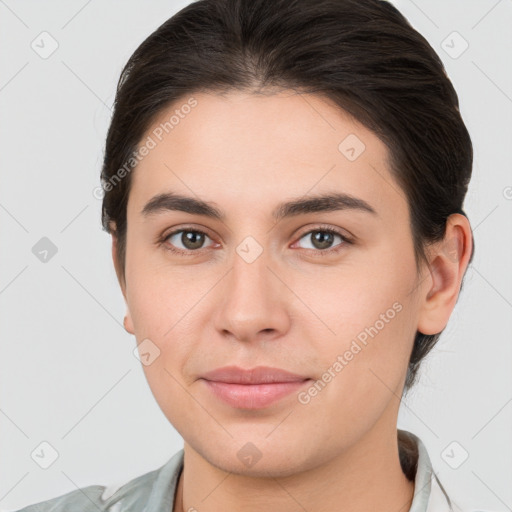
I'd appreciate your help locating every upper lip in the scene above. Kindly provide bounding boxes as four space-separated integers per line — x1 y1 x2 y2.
201 366 309 384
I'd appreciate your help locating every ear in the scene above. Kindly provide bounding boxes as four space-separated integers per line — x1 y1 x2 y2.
111 228 135 335
416 213 473 335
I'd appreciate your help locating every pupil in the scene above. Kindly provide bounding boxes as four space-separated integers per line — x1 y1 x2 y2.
313 231 333 249
183 231 203 249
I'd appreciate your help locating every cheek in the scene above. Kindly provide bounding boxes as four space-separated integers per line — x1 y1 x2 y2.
125 244 184 337
301 259 417 399
302 261 413 346
139 357 195 440
295 303 414 445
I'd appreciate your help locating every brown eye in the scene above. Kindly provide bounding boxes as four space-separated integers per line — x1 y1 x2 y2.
295 228 351 253
164 229 214 253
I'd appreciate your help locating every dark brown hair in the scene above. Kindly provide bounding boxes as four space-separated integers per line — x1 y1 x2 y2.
100 0 474 394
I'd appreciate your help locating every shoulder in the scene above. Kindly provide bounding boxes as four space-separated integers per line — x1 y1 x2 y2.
9 473 157 512
9 451 184 512
7 483 114 512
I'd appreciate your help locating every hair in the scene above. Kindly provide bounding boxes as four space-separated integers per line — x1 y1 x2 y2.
100 0 474 398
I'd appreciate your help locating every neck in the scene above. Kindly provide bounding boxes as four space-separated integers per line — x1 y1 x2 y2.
173 424 415 512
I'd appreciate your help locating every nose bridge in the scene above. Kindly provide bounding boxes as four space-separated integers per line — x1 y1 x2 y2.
232 236 271 301
213 236 289 341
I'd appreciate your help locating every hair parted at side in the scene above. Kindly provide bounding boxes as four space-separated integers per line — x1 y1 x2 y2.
100 0 474 394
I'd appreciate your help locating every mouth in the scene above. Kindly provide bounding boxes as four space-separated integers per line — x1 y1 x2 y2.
200 366 312 409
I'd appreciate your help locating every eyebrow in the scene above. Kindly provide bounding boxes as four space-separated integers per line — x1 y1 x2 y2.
141 191 378 221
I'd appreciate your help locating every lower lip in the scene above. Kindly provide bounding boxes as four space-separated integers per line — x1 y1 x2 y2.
202 379 310 409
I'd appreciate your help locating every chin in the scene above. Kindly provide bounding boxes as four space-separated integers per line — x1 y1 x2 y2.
189 434 326 479
210 452 306 478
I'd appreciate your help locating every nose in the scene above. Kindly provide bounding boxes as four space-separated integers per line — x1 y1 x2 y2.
213 245 291 344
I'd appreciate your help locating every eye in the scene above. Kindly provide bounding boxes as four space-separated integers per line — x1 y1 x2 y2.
161 228 216 254
293 227 352 254
159 225 352 257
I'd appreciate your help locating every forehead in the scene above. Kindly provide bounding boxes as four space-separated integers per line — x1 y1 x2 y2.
127 90 407 223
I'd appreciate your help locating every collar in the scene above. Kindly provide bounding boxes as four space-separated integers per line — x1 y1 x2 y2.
402 429 453 512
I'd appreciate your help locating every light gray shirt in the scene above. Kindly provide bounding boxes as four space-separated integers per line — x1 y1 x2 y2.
9 429 464 512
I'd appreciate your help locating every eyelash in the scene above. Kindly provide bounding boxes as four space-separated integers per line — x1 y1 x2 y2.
158 224 353 257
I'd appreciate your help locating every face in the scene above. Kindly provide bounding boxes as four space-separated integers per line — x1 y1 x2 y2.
116 89 429 476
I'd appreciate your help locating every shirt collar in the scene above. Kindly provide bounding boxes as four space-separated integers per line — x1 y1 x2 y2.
402 429 453 512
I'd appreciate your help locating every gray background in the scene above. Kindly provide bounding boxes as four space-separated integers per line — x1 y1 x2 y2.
0 0 510 510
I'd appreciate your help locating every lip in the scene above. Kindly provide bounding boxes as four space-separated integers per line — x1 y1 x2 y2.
201 365 308 384
200 366 311 409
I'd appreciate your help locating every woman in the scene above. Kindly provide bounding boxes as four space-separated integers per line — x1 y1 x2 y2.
14 0 475 510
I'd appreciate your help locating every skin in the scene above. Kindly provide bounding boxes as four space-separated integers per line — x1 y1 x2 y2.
111 89 472 512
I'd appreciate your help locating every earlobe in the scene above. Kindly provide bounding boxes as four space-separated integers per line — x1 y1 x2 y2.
416 214 473 335
123 313 135 334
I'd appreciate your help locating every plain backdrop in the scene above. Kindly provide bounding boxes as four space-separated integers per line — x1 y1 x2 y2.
0 0 511 510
